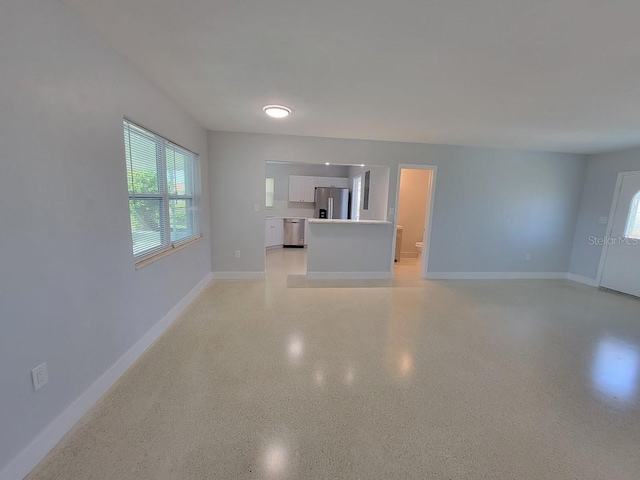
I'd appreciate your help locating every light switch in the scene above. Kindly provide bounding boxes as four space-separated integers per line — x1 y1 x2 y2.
598 216 608 224
254 203 260 212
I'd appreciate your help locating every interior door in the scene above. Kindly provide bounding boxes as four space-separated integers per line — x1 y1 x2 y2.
600 172 640 296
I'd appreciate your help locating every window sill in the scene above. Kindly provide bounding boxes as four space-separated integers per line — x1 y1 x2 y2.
134 236 203 270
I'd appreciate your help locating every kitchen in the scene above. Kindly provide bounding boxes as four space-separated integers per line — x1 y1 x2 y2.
265 161 394 279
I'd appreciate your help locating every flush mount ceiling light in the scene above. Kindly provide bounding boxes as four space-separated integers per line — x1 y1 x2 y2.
263 105 292 118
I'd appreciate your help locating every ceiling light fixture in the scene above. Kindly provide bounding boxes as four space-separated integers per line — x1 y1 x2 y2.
263 105 292 118
325 162 330 165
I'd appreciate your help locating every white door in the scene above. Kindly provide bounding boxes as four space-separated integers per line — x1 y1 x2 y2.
600 172 640 296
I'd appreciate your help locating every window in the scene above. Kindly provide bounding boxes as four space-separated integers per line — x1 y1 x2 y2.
625 191 640 240
266 177 275 208
123 119 200 262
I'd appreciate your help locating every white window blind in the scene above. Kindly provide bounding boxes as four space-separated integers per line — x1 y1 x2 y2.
124 119 200 261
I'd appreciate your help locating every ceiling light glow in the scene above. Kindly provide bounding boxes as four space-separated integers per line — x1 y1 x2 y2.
263 105 292 118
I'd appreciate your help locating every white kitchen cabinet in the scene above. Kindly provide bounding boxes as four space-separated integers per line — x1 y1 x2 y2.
288 175 304 202
331 177 349 188
289 175 316 202
315 177 333 188
315 176 349 188
265 218 283 248
302 176 316 202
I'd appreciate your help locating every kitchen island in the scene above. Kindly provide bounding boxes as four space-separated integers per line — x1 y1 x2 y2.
306 219 394 279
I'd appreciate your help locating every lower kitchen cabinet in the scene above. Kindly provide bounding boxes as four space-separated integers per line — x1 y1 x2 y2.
265 218 284 248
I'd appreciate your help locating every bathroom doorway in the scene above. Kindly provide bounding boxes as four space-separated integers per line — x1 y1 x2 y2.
393 165 436 279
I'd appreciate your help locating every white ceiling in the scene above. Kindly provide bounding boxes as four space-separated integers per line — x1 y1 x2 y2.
61 0 640 154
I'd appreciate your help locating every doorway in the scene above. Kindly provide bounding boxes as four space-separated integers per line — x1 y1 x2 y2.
393 165 437 279
598 171 640 297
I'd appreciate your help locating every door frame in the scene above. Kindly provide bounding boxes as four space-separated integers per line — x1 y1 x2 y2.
392 164 438 279
596 170 640 286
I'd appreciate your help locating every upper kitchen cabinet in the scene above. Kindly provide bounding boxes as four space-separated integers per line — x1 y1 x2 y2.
289 175 316 202
302 176 316 202
316 177 349 188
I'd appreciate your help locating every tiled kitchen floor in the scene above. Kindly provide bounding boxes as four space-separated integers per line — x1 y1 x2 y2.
27 249 640 479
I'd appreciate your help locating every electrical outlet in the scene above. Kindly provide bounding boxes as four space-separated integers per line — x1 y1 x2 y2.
525 253 532 261
254 203 260 212
234 250 241 258
599 216 609 225
32 362 48 391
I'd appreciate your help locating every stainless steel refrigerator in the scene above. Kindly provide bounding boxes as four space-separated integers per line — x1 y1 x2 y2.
315 187 349 219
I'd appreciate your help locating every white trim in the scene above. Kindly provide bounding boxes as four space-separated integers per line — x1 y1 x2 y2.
0 273 213 480
566 273 599 287
392 164 438 280
425 272 568 280
211 271 266 280
596 171 640 286
306 271 393 280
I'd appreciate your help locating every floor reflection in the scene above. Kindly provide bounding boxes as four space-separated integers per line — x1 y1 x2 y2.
592 336 639 403
264 442 289 475
287 334 304 364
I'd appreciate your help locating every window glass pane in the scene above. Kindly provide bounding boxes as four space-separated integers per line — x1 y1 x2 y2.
129 199 163 256
124 124 160 195
626 192 640 240
170 199 194 242
266 178 275 207
166 146 193 196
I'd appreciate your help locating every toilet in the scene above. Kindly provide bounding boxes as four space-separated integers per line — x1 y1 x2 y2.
415 242 423 258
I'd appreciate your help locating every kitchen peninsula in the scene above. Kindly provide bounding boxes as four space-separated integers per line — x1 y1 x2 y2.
306 219 394 280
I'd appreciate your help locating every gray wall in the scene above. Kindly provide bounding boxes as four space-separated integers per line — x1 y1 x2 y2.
209 131 587 274
266 162 349 202
0 0 211 470
569 147 640 280
307 223 395 275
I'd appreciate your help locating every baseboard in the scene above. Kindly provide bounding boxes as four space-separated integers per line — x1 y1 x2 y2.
306 271 393 280
211 271 265 280
566 273 599 287
425 272 568 280
0 273 213 480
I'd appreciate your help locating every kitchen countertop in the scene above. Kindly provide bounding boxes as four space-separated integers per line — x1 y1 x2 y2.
265 216 310 220
307 219 392 225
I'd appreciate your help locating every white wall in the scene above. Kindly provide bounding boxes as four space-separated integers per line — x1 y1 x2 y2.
0 0 210 473
569 147 640 281
347 166 391 221
209 131 587 275
397 169 432 255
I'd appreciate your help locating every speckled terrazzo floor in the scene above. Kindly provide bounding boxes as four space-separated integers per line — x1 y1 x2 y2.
26 249 640 479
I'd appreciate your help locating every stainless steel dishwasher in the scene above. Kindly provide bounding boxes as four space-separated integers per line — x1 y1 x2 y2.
283 219 305 247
